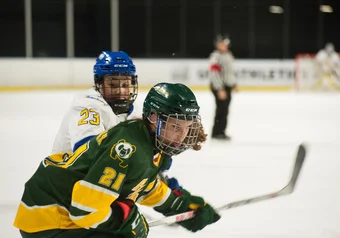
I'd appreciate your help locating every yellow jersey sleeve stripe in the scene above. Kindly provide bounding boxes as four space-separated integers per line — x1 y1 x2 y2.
79 180 120 197
69 204 113 229
137 179 171 207
64 142 90 168
70 180 118 228
70 201 96 213
13 202 80 232
20 202 69 211
144 179 157 193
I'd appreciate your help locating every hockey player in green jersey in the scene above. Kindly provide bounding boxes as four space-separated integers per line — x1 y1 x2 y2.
14 82 220 238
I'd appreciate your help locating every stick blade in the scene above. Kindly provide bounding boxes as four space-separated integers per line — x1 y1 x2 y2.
284 144 307 194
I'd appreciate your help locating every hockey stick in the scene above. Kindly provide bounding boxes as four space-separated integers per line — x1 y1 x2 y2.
148 144 306 227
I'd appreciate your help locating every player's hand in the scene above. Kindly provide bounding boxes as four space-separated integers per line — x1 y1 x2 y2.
217 89 227 100
112 200 149 238
158 189 220 232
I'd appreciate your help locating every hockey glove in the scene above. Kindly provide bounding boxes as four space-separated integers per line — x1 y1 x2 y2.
166 177 182 191
112 200 149 238
155 189 220 232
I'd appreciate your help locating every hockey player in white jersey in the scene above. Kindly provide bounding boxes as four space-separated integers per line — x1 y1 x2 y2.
316 43 340 74
52 51 138 154
314 43 340 89
50 51 198 226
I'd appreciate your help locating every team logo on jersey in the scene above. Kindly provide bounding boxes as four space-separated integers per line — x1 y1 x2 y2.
111 139 136 168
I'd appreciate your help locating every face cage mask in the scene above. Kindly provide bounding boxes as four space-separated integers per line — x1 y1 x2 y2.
154 113 201 156
96 75 138 114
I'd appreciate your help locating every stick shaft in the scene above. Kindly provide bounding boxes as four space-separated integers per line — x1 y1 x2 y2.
149 144 306 227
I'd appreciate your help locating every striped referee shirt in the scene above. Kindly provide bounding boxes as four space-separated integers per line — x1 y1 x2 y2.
209 50 236 90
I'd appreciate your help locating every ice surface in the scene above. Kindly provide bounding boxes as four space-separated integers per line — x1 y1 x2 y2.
1 90 339 238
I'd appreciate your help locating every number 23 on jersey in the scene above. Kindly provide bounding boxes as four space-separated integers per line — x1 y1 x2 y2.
78 108 100 125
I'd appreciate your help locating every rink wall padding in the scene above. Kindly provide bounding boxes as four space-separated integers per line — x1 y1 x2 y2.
0 58 295 91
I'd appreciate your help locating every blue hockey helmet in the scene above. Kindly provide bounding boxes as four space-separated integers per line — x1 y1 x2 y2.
94 51 136 83
93 51 138 114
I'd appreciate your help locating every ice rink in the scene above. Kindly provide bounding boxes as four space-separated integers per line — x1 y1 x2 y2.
1 90 339 238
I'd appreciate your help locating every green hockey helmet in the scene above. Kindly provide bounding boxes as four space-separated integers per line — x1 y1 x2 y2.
143 83 201 156
143 83 200 119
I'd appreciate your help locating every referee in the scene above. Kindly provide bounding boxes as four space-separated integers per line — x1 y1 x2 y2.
209 35 237 140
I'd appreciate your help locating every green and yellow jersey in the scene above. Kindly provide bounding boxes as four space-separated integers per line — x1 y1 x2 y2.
14 119 176 233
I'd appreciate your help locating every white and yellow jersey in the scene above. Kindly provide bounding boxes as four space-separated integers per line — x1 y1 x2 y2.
315 50 340 74
51 88 129 154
